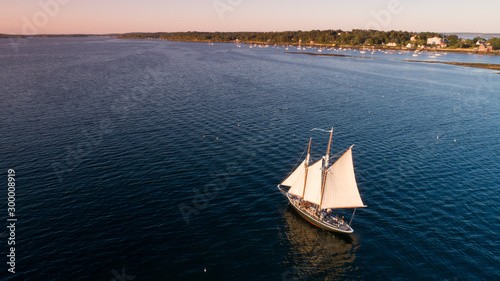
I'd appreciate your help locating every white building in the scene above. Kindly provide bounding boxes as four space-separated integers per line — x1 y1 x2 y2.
427 37 444 45
387 42 397 47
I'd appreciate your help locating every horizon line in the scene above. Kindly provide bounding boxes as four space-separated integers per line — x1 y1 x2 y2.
2 29 500 37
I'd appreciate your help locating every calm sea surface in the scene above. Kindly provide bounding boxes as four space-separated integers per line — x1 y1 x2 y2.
0 37 499 280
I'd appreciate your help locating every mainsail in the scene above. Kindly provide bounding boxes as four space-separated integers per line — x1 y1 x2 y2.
303 160 323 205
321 147 365 209
281 145 365 209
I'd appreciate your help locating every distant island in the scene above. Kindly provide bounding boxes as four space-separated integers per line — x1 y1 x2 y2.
116 29 500 54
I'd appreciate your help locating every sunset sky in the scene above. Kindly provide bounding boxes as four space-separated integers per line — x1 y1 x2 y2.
2 0 499 35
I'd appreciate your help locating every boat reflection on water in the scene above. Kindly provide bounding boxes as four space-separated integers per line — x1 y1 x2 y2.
279 205 361 280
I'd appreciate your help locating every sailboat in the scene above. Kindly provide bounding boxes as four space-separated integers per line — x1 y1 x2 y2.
277 128 366 234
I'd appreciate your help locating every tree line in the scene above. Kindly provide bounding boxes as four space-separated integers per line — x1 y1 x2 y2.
117 29 500 50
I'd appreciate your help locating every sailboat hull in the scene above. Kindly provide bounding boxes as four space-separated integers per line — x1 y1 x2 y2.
278 186 354 234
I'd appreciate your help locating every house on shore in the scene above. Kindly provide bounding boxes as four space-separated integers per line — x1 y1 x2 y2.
478 43 493 52
427 37 448 45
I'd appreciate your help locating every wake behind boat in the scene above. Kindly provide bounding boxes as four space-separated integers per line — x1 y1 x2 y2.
277 128 366 234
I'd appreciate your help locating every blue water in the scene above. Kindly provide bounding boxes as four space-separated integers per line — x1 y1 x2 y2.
0 37 499 280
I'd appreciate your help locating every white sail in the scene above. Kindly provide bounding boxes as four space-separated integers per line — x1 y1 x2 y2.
321 147 365 209
303 160 323 205
282 159 306 197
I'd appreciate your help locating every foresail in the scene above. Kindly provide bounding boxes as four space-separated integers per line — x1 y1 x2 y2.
321 147 365 209
283 159 306 197
303 160 323 205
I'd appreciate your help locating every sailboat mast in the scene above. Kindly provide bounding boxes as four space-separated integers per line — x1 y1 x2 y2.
301 138 312 198
319 127 333 209
325 127 333 166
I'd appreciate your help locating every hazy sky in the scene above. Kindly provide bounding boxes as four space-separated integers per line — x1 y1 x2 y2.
1 0 499 34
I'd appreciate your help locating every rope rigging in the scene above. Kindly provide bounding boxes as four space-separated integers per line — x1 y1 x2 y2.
283 143 308 179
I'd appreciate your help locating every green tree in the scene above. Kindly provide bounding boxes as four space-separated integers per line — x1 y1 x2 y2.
472 36 486 45
447 35 459 45
487 38 500 50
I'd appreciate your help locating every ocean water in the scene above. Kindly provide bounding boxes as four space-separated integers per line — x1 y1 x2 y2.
0 37 499 280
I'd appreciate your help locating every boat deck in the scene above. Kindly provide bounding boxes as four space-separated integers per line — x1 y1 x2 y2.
286 192 353 233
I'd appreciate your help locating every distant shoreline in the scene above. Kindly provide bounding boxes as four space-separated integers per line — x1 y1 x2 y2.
2 32 499 55
119 37 500 55
113 30 500 55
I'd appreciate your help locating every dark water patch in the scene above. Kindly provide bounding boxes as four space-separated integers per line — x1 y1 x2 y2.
0 37 498 281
